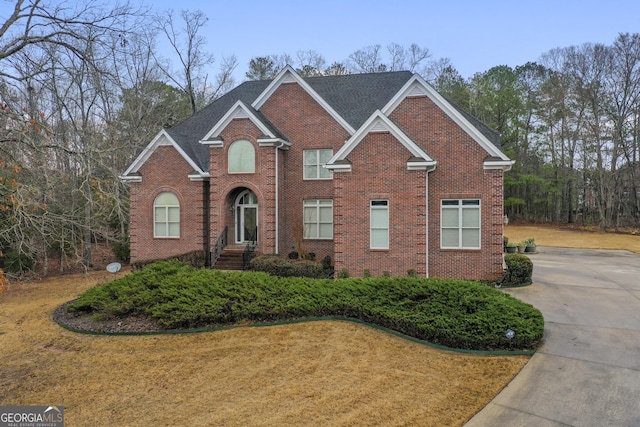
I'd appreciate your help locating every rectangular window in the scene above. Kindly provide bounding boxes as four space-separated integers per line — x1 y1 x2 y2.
370 200 389 249
154 206 180 238
303 199 333 239
441 199 480 249
303 149 333 179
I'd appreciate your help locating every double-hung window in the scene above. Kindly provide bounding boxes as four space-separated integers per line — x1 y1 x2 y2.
441 199 480 249
303 149 332 179
370 200 389 249
154 192 180 238
303 199 333 239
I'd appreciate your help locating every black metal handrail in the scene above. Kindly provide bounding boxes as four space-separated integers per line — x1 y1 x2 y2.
242 226 257 270
211 226 228 267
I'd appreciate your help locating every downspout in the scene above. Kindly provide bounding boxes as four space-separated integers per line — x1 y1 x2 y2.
274 141 287 254
425 165 436 278
203 179 211 267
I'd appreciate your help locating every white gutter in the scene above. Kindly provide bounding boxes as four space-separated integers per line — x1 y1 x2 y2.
274 140 287 254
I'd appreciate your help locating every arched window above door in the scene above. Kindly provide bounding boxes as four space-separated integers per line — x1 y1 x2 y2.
228 140 255 173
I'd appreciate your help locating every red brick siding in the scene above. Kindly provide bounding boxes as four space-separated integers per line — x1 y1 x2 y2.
261 83 350 261
129 145 205 262
333 132 427 277
208 118 277 254
390 96 504 280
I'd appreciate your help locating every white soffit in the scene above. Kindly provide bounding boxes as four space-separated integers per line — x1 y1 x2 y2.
123 129 205 177
382 74 510 161
200 100 275 143
251 65 356 135
327 110 434 166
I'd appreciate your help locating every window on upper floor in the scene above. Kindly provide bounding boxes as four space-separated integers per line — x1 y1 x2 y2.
303 199 333 239
370 200 389 249
303 149 333 180
441 199 481 249
154 192 180 238
228 140 255 173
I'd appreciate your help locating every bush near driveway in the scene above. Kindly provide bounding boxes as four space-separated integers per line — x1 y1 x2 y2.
66 261 544 351
503 254 534 287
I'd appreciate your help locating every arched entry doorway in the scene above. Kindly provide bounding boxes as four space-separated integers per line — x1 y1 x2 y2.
234 189 258 243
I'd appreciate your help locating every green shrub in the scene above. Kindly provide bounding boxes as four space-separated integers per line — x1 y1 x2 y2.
249 255 326 278
338 268 349 278
131 250 207 271
503 254 533 287
66 260 544 351
111 240 130 263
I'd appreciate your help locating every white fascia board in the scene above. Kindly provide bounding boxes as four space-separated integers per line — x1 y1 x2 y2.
188 172 210 182
484 159 515 171
122 129 205 176
251 65 356 135
200 101 275 143
382 74 511 161
257 138 291 149
407 160 437 171
120 175 142 183
324 163 352 172
328 110 433 165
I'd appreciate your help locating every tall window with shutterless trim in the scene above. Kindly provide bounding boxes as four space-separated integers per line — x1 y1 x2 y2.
370 200 389 249
154 192 180 238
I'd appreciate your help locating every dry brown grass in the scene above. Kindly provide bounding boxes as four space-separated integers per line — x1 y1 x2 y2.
0 271 528 426
505 224 640 254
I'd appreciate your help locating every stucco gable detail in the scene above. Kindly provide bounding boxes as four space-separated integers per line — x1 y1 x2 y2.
121 130 207 182
326 110 436 172
382 75 510 161
251 65 356 135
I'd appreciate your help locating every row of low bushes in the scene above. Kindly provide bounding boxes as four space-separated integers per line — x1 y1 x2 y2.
66 260 544 351
248 255 333 278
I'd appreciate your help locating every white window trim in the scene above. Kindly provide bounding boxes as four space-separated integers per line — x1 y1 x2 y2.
370 200 389 250
303 149 333 180
228 139 256 174
440 199 481 249
154 193 180 239
303 199 333 240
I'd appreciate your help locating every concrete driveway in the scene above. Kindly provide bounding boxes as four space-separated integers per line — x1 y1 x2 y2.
465 246 640 427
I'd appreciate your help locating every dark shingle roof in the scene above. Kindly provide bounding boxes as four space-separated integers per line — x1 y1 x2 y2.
161 71 500 171
305 71 413 130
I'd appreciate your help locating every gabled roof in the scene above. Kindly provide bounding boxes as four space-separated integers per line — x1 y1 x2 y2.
122 68 510 178
327 110 436 172
122 130 207 180
252 65 356 134
382 74 509 160
199 100 285 145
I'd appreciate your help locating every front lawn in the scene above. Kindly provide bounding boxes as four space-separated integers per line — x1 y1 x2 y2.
66 261 543 351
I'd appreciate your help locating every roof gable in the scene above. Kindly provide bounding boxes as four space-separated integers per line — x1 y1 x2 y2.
382 74 510 161
252 65 356 135
122 130 207 180
199 100 281 145
327 110 436 172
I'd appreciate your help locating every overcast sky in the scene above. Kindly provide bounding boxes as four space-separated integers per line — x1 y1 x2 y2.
3 0 639 81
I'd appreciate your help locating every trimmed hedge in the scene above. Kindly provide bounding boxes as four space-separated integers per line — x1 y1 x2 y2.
249 255 330 279
67 260 543 351
131 250 207 271
503 254 534 287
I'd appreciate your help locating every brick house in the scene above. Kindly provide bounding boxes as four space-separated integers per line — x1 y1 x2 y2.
121 66 513 280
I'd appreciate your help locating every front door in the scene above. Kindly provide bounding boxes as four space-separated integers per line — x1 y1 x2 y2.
235 190 258 243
